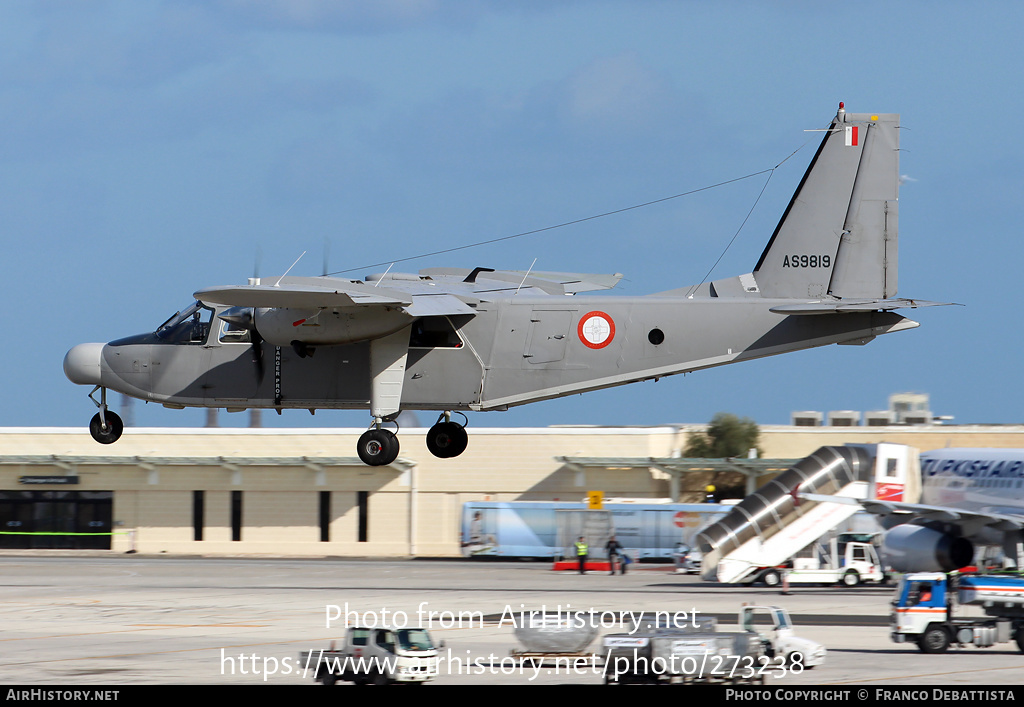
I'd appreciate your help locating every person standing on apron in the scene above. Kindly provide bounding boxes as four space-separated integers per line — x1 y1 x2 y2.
575 536 588 574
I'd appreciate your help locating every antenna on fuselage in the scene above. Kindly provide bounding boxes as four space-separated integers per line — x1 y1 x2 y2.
515 258 538 295
273 251 307 287
373 262 395 287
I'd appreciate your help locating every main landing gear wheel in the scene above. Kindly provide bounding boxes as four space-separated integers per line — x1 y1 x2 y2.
357 428 399 466
89 411 123 444
426 421 468 459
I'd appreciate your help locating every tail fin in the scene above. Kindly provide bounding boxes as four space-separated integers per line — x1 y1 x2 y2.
753 105 899 300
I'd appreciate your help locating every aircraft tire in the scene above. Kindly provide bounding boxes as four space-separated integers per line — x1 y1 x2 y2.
358 429 400 466
426 422 468 459
89 411 123 444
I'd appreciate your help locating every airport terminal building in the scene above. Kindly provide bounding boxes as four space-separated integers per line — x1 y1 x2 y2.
3 424 1024 557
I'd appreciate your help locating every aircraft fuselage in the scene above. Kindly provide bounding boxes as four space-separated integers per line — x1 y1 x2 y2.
74 296 916 413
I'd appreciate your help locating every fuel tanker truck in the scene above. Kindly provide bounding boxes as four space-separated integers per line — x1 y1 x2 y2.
892 572 1024 653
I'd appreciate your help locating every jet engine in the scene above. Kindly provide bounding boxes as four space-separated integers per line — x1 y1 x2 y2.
883 524 974 573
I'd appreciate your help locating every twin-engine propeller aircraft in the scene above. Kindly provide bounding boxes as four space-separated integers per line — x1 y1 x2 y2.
65 104 947 465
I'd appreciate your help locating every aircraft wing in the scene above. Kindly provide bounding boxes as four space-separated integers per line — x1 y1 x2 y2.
195 279 476 318
403 294 476 317
509 270 625 293
418 267 623 294
770 299 956 315
803 492 1024 536
195 283 413 309
859 500 1024 532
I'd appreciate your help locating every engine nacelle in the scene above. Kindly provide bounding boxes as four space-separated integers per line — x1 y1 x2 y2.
254 307 413 346
883 524 974 573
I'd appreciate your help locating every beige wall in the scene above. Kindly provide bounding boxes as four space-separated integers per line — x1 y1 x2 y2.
3 424 1024 556
757 425 1024 458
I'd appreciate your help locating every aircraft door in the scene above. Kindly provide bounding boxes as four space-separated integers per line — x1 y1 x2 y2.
523 310 572 365
199 317 263 403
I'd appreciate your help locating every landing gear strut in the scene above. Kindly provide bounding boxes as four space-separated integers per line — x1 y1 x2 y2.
426 412 468 459
87 386 123 444
357 421 400 466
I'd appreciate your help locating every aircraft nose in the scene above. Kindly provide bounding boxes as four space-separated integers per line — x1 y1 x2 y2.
63 343 105 386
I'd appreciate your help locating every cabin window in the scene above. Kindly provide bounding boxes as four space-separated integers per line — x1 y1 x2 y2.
410 317 463 348
219 319 251 344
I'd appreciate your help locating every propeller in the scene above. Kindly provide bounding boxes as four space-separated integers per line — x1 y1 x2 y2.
218 251 267 385
250 248 265 383
218 306 265 383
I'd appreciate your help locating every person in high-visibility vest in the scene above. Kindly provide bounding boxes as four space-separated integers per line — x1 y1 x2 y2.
575 536 588 574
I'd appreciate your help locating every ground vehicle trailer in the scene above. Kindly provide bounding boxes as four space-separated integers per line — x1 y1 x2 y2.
461 501 725 560
892 573 1024 654
602 618 765 685
301 626 440 685
740 605 826 667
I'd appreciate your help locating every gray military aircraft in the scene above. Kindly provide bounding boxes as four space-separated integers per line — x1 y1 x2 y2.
64 104 946 465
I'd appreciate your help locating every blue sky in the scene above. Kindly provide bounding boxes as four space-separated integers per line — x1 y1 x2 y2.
6 1 1022 430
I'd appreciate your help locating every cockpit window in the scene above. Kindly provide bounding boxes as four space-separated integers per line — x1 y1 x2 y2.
156 302 213 344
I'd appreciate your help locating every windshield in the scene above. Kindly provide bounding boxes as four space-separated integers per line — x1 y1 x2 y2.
155 302 213 344
396 629 435 651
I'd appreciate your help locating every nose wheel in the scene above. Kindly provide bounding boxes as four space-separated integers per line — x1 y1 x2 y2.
357 427 400 466
426 413 468 459
87 387 123 444
89 411 123 444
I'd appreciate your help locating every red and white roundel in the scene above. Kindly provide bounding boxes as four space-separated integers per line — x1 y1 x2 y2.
577 311 615 349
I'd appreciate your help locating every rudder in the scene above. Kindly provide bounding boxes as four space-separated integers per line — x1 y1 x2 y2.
753 105 899 300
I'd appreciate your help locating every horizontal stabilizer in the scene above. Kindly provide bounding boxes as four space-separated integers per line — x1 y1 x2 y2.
769 298 955 315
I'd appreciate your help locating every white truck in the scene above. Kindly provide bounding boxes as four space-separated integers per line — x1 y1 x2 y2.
784 537 885 586
301 626 441 685
746 538 886 587
740 605 826 668
892 572 1024 654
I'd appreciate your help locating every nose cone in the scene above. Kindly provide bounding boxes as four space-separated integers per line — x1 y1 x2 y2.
64 343 105 386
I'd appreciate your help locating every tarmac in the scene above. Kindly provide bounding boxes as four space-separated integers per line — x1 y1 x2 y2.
1 555 1023 686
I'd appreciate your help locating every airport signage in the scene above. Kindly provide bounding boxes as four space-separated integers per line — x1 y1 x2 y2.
19 476 80 485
